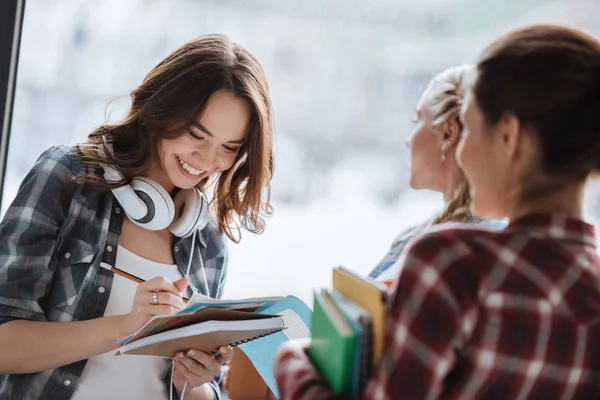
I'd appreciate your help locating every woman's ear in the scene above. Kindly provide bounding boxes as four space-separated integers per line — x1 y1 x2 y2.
441 119 462 147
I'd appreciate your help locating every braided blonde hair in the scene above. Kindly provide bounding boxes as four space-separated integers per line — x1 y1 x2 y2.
425 65 476 225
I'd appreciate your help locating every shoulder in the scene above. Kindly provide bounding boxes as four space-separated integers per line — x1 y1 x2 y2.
403 224 501 278
392 221 430 244
36 145 76 164
29 145 82 179
475 218 508 231
16 146 79 199
3 146 84 228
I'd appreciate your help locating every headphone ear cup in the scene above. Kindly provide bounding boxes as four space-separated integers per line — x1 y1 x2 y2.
127 177 175 230
169 188 209 238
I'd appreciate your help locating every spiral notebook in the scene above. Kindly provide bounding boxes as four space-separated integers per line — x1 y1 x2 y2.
118 295 284 346
116 307 285 357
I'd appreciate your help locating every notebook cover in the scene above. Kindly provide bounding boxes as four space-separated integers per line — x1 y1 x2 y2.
119 327 284 358
226 348 272 400
120 297 283 344
117 308 282 357
308 291 355 396
329 291 373 398
332 266 386 366
238 295 312 399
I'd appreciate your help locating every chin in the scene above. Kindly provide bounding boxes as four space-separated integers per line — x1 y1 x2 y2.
164 171 196 190
409 176 420 190
173 178 199 190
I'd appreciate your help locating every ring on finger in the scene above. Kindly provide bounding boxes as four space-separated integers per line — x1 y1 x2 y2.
152 291 159 305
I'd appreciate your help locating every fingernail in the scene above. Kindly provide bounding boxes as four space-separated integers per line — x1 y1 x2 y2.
188 350 196 356
219 347 228 354
179 292 184 297
178 352 185 359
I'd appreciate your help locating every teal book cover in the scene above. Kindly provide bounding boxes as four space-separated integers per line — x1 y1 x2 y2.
238 295 312 398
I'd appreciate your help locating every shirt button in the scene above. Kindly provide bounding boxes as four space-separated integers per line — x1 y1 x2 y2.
98 286 106 294
106 245 113 252
115 207 121 214
64 379 72 387
64 253 71 259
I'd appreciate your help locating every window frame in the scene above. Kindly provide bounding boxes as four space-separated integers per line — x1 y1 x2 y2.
0 0 26 212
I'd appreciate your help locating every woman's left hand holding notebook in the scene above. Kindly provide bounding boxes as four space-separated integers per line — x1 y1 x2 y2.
165 277 234 396
172 344 233 396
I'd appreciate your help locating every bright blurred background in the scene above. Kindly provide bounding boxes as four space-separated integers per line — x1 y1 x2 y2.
4 0 600 304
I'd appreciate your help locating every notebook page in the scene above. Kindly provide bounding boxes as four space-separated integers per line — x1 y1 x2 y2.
281 309 311 340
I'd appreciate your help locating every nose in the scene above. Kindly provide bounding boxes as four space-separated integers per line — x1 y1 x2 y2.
195 147 219 172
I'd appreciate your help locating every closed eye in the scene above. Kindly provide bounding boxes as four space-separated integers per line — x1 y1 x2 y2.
188 131 205 141
223 145 241 153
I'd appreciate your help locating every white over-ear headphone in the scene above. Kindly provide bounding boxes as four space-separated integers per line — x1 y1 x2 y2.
102 165 210 237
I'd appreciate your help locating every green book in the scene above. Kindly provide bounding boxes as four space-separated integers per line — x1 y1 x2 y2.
308 290 356 396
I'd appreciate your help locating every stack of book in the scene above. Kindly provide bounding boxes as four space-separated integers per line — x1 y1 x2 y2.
308 267 388 399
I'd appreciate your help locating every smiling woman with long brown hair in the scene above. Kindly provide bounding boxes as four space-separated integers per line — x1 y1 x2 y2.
0 34 273 400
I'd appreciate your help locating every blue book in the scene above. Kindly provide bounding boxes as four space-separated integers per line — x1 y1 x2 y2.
238 295 312 399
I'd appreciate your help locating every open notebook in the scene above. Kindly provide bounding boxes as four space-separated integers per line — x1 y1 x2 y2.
116 296 288 357
117 310 285 357
118 295 284 345
115 294 311 380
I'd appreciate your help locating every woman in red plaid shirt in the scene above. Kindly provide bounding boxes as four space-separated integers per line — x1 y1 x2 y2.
274 24 600 399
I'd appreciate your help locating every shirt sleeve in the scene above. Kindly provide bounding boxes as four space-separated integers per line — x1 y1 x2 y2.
0 146 73 324
365 230 479 400
199 220 229 398
201 219 229 300
274 229 479 400
274 343 342 400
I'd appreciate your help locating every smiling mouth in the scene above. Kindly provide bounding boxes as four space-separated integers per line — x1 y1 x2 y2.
176 155 205 176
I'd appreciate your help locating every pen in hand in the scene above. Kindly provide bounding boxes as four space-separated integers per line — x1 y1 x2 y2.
103 264 190 303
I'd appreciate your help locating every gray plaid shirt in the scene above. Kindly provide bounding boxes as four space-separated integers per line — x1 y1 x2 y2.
0 145 228 400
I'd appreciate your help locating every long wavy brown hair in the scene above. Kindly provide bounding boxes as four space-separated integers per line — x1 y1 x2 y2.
75 34 274 242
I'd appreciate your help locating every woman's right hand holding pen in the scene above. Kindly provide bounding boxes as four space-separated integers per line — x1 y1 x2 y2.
120 276 190 337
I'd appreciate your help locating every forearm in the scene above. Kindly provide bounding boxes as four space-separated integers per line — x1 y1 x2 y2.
0 315 126 373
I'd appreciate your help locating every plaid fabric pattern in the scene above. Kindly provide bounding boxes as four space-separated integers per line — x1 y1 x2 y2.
275 214 600 399
0 145 228 400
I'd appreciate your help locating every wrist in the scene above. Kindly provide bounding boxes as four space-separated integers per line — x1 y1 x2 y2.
193 383 216 400
177 382 214 400
107 315 128 345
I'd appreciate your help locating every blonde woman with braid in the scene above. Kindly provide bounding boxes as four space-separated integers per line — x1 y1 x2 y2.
369 65 505 285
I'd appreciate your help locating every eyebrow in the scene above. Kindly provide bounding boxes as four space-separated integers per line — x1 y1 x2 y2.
192 122 246 145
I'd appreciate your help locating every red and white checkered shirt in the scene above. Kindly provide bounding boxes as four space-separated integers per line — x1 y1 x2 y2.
275 213 600 399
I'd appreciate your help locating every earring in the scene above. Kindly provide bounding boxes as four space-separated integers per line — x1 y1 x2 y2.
441 141 449 162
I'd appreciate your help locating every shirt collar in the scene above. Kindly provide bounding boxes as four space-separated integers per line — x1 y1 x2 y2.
507 213 596 249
